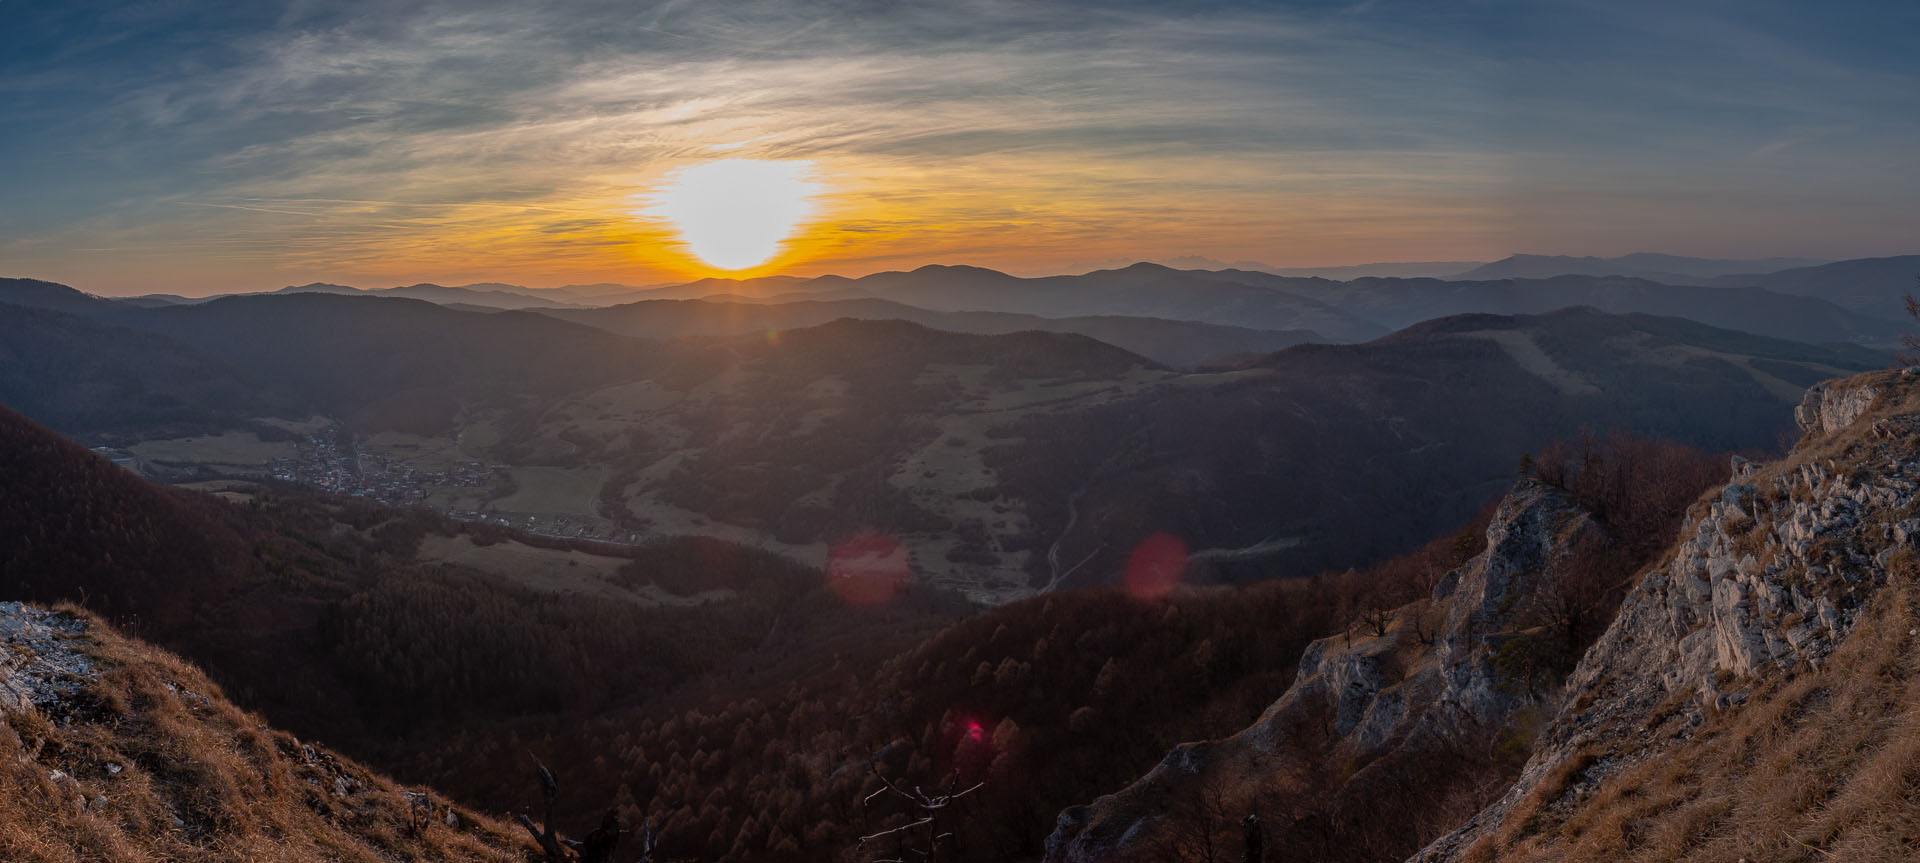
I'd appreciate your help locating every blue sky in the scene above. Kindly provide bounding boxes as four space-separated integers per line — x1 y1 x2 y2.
1 0 1915 294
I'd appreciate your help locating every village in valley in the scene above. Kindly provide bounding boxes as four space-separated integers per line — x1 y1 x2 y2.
96 425 643 544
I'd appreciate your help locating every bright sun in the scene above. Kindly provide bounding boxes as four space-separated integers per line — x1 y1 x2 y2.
641 159 824 270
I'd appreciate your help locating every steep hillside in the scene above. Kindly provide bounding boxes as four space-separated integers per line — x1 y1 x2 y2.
0 303 281 438
0 601 526 862
1047 481 1597 863
1043 431 1726 863
1419 369 1920 862
0 401 309 637
382 497 1531 863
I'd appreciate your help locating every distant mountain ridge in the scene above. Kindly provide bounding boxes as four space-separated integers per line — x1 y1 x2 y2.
14 250 1907 353
1457 252 1829 284
536 296 1322 368
1708 254 1920 318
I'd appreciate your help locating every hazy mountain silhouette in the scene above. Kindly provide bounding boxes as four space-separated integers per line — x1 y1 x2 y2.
749 262 1391 341
1191 271 1901 342
1073 256 1487 279
1710 254 1920 318
1457 252 1828 283
539 296 1321 367
274 281 589 310
1257 260 1486 279
0 277 117 315
628 260 1898 346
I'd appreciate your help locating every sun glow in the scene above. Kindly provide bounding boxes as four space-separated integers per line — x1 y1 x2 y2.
640 159 825 270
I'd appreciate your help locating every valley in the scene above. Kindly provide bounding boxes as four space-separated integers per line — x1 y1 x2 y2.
30 276 1884 604
3 257 1916 862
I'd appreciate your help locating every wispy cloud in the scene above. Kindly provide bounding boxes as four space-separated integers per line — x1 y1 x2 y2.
1 0 1915 294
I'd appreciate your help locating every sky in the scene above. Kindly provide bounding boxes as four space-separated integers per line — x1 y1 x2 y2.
1 0 1916 296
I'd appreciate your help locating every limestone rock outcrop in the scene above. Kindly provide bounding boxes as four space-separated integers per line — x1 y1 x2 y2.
1414 370 1920 861
0 601 93 716
1046 480 1597 862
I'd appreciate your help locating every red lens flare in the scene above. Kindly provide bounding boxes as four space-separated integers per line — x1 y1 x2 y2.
1123 532 1188 601
827 531 910 606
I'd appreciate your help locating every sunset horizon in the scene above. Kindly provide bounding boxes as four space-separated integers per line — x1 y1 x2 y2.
7 1 1917 296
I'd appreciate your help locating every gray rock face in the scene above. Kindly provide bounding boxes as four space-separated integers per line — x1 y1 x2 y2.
1045 481 1594 863
0 602 94 716
1413 373 1914 862
1794 379 1878 435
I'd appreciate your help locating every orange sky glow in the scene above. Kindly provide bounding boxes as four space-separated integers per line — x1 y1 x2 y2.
4 1 1916 297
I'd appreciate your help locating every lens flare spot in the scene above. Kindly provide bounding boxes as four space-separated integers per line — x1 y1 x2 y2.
828 531 910 606
1123 532 1188 601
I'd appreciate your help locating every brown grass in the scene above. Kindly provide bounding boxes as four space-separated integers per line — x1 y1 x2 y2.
1480 573 1920 863
0 604 529 863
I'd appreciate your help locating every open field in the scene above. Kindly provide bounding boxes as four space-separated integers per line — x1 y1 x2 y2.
359 430 471 470
491 466 607 514
129 431 294 468
415 534 732 606
253 416 332 434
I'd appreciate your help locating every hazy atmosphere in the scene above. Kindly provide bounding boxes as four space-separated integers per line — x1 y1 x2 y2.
5 0 1917 294
6 2 1920 862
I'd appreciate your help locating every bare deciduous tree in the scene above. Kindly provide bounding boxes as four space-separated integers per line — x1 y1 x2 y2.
1165 778 1236 862
858 755 983 863
1359 594 1397 639
518 754 648 863
1898 278 1920 367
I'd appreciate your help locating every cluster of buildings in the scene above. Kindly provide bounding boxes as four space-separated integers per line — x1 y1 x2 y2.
267 432 496 508
268 431 644 544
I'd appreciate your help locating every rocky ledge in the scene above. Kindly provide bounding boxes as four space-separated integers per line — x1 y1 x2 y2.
1047 479 1599 862
0 601 94 717
1415 370 1920 861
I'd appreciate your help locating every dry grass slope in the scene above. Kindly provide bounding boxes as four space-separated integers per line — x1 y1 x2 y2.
0 603 528 863
1460 370 1920 862
1475 571 1920 862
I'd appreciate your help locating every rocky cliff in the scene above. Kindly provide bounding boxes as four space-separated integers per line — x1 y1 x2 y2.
1046 480 1605 862
0 601 527 862
1417 369 1920 861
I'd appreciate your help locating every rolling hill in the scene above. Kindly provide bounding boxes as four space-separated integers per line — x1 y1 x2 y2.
538 296 1321 368
0 277 1892 602
986 307 1881 595
0 301 284 438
